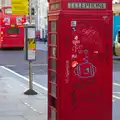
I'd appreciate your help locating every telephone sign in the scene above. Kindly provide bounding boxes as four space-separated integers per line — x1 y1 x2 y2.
68 2 107 9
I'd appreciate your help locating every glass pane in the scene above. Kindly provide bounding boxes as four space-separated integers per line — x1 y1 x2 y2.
6 28 20 34
50 71 56 83
50 59 56 70
51 108 56 120
51 21 56 32
56 3 60 9
50 0 57 2
51 47 56 57
4 8 12 14
51 34 56 45
50 4 56 10
51 84 56 98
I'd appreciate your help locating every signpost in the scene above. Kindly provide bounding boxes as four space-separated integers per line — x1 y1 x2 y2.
23 0 37 95
24 22 37 95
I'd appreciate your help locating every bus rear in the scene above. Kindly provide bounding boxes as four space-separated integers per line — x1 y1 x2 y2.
0 6 26 48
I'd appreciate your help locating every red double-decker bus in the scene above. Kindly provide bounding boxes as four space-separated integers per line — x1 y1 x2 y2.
0 6 26 48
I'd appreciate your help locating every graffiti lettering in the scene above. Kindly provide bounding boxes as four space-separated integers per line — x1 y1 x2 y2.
72 45 83 53
71 78 98 109
65 60 70 83
105 44 109 63
72 54 77 59
81 28 99 39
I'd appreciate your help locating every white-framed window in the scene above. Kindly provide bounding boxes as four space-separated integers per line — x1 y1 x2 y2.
4 8 12 14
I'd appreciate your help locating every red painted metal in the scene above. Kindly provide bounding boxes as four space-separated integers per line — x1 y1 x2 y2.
48 0 112 120
0 6 26 48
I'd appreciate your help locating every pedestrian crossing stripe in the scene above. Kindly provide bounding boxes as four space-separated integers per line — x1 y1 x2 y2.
28 39 35 50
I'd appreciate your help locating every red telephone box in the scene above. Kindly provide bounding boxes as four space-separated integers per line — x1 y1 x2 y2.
48 0 112 120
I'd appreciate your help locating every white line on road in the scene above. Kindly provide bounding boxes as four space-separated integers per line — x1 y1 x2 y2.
0 66 48 91
113 92 120 94
4 64 48 67
113 82 120 86
32 64 48 67
5 65 16 67
113 95 120 100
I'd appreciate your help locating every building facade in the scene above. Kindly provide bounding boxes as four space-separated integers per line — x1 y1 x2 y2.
0 0 11 7
31 0 48 39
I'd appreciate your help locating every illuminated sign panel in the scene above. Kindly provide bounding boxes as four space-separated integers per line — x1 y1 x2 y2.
12 0 28 15
68 2 107 9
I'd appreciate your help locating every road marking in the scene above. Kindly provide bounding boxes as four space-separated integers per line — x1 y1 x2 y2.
0 66 48 91
4 64 48 67
113 82 120 86
32 64 48 67
113 95 120 100
113 92 120 94
5 65 16 67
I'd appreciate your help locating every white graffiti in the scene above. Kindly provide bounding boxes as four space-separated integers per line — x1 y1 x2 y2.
74 35 78 40
72 54 77 59
72 45 83 52
81 28 99 38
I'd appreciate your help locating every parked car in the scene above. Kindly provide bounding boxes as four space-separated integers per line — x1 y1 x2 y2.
114 30 120 56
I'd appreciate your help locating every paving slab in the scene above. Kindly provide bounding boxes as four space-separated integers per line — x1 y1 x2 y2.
0 69 47 120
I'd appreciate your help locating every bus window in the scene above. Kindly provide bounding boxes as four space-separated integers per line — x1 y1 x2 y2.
0 9 2 12
4 8 12 14
6 28 20 34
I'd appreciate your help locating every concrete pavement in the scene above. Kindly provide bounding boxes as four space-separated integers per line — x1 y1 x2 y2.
0 66 47 120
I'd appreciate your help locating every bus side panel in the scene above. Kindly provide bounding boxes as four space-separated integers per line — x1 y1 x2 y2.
1 27 24 48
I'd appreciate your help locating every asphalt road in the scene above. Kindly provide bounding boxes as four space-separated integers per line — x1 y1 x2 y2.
0 42 48 87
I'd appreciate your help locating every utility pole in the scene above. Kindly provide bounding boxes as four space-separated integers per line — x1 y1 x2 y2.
28 0 33 92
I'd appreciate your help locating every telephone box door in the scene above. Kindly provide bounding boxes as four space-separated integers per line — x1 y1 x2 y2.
58 14 112 120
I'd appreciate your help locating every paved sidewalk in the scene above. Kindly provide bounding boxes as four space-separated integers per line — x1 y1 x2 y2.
0 70 47 120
